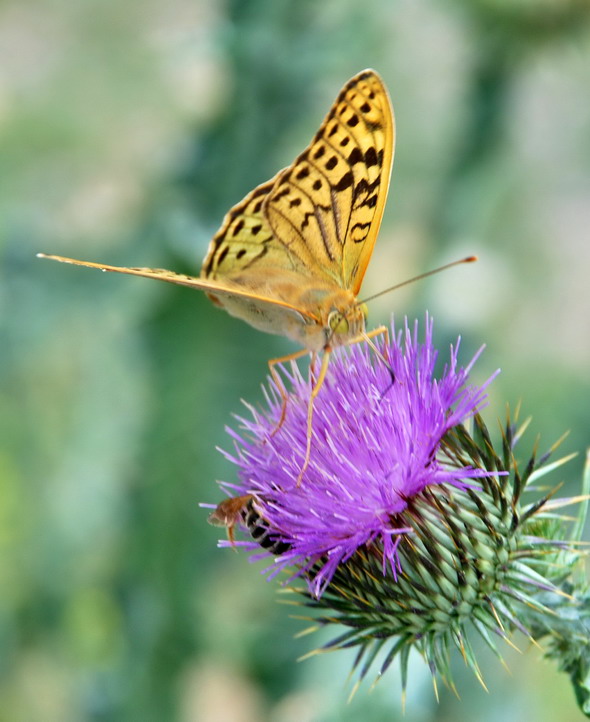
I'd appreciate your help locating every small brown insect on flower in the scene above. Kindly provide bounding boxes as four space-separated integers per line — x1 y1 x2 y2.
208 495 291 555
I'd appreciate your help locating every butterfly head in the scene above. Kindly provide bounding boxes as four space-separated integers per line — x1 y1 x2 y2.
324 298 368 349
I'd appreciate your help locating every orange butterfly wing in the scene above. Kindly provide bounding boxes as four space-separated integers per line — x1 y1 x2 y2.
203 69 395 297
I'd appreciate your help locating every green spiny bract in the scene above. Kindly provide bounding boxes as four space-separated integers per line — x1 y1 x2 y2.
289 411 584 698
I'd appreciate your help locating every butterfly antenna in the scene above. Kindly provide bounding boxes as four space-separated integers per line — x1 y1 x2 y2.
358 256 477 306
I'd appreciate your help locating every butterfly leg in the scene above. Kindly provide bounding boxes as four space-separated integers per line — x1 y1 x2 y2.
350 324 401 420
367 324 390 345
295 329 391 485
296 349 331 486
360 325 390 365
347 325 394 386
268 348 310 436
360 325 397 398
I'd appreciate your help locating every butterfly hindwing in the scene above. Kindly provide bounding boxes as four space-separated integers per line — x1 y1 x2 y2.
202 180 282 279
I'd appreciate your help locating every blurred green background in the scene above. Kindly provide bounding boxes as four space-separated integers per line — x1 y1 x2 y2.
2 0 590 719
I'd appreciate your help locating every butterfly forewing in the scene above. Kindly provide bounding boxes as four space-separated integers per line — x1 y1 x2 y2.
264 70 395 295
201 70 394 302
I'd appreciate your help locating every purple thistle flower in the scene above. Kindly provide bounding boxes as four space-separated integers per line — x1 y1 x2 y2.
212 315 496 597
206 314 588 706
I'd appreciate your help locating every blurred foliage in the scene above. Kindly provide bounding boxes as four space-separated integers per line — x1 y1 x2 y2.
1 0 590 719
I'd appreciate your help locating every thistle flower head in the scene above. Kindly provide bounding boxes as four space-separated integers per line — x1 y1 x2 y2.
207 315 587 702
215 315 494 596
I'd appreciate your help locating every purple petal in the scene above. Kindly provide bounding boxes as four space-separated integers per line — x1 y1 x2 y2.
210 314 498 597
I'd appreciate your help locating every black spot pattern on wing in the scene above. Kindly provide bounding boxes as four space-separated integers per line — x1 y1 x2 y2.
262 70 394 290
202 70 394 299
201 180 277 279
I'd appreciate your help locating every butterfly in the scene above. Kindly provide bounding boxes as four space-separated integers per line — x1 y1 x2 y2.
39 69 396 482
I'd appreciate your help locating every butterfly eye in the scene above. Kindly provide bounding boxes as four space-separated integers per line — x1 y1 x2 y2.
359 303 369 320
328 311 349 334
